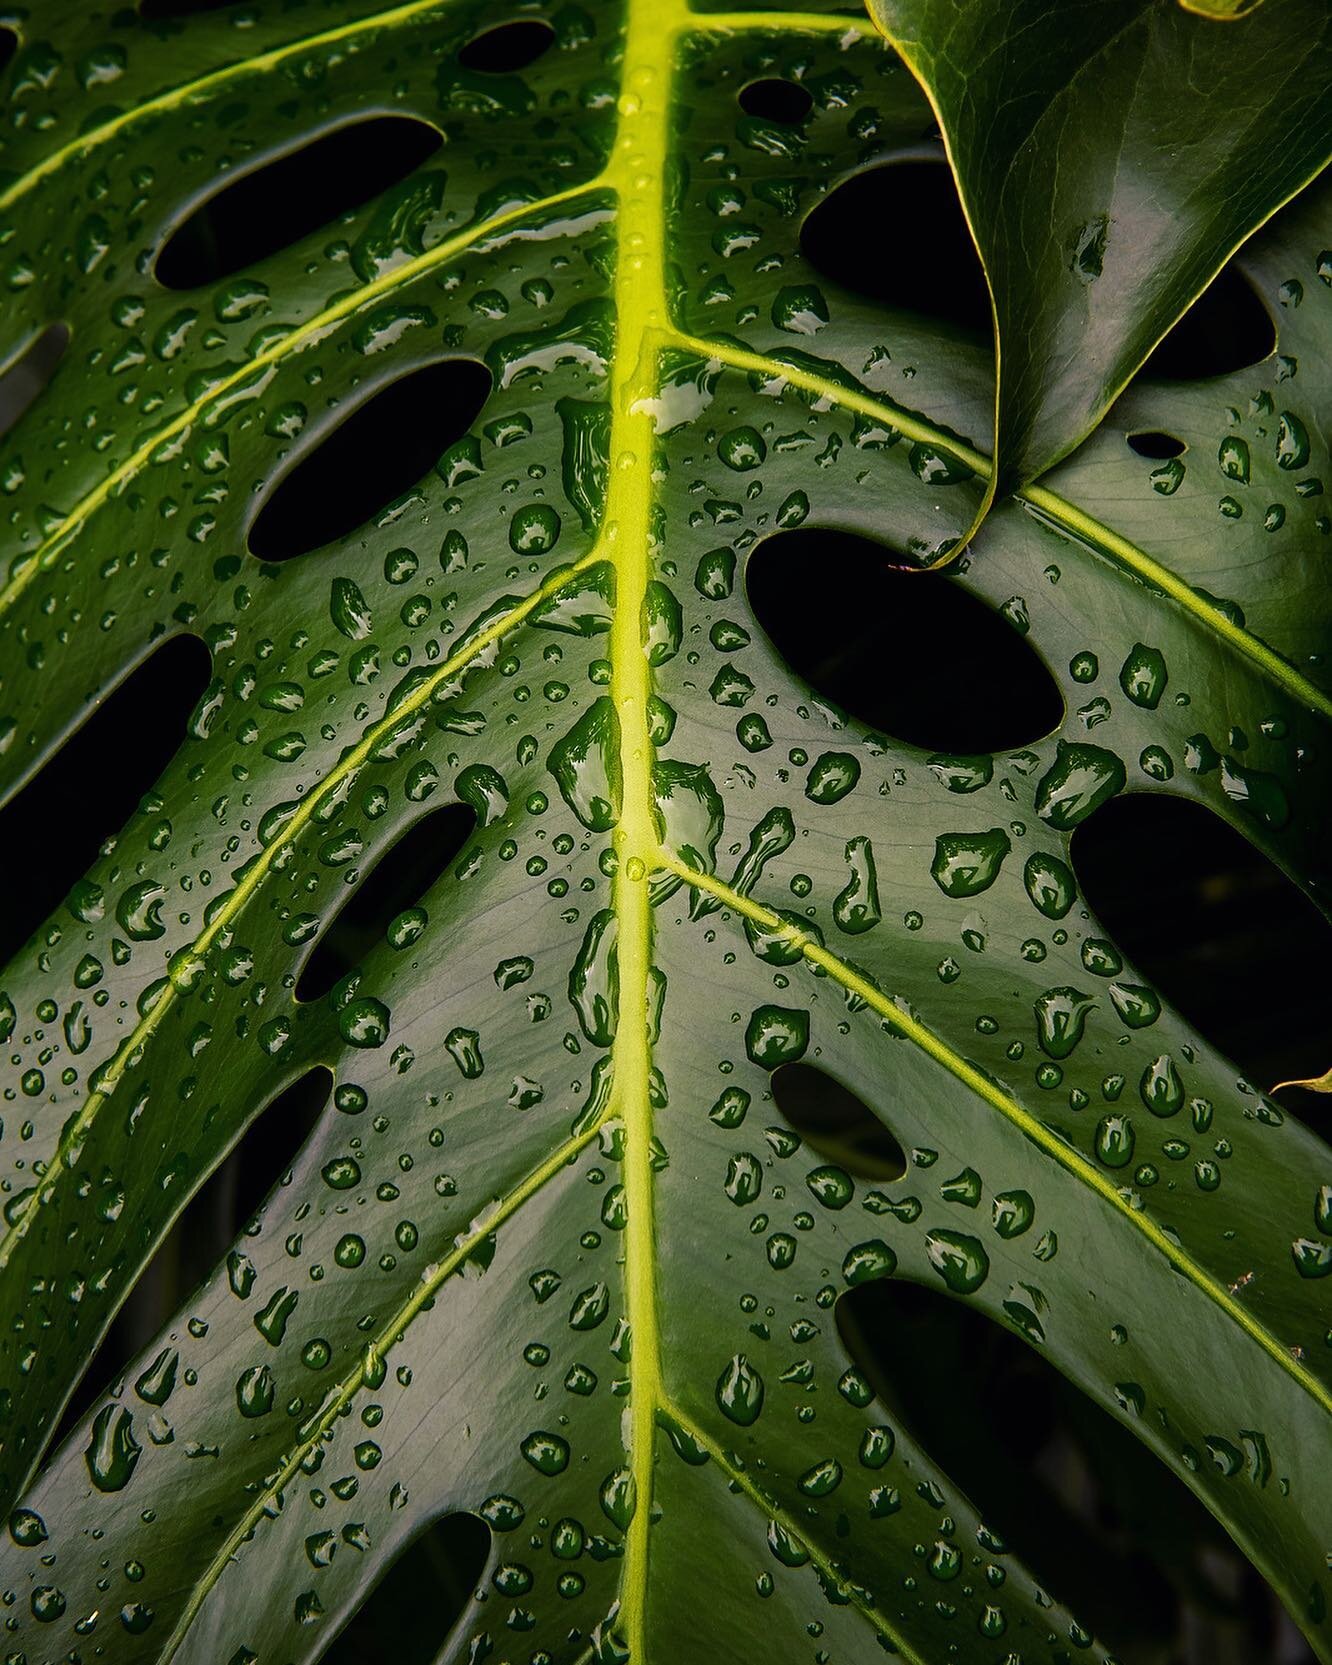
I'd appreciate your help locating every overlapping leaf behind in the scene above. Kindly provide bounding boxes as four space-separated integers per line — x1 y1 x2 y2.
0 2 1329 1661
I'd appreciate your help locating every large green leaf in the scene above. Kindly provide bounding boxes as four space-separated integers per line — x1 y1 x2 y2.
866 0 1332 505
0 2 1330 1661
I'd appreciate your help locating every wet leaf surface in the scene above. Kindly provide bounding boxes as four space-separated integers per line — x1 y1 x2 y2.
0 3 1329 1662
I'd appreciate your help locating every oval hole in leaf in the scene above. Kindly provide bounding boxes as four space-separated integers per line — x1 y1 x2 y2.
746 528 1063 751
801 159 991 337
0 28 17 73
154 115 443 290
838 1277 1294 1657
0 633 211 966
247 357 492 561
772 1062 905 1179
738 77 813 125
458 18 555 72
1126 430 1185 460
43 1067 330 1468
1073 792 1332 1108
1139 264 1275 380
0 322 68 441
321 1513 490 1663
296 802 477 1003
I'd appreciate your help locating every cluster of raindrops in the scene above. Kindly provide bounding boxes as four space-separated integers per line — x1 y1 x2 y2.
0 2 1327 1662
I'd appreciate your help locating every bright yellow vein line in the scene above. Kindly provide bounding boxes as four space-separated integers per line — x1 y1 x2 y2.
0 0 462 216
0 547 602 1278
661 1399 927 1665
0 179 610 617
677 331 1332 723
701 10 877 32
0 4 879 218
658 852 1332 1422
8 21 1313 736
157 1119 606 1663
603 0 677 1647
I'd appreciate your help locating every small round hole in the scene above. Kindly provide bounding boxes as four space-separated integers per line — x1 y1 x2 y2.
738 78 813 125
1127 431 1186 460
458 19 555 73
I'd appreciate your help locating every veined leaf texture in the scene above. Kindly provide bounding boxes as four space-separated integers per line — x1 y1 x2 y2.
0 2 1329 1661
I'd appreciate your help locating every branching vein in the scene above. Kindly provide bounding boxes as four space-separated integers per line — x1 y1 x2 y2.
657 852 1332 1423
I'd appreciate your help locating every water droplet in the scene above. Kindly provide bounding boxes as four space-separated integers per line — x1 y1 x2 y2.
992 1191 1035 1239
794 1456 841 1497
549 700 621 831
805 751 861 804
1276 411 1310 470
338 997 390 1048
1140 1054 1184 1117
600 1467 636 1530
86 1405 142 1491
8 1508 47 1547
745 1004 809 1066
1292 1238 1332 1278
931 828 1011 897
806 1165 854 1210
771 284 829 334
1096 1114 1136 1168
236 1365 275 1418
833 836 881 934
716 1354 765 1425
724 1152 763 1206
1119 644 1168 710
1023 851 1076 919
925 1229 990 1293
842 1239 897 1285
521 1431 570 1474
1035 742 1125 829
330 577 373 641
1034 987 1096 1059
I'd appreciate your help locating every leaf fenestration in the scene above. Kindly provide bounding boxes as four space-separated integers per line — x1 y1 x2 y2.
0 3 1330 1663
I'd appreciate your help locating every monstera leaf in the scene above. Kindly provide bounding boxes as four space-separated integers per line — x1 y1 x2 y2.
867 0 1332 515
0 2 1330 1662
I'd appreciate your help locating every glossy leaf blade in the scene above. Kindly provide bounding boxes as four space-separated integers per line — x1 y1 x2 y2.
0 3 1329 1663
867 0 1332 491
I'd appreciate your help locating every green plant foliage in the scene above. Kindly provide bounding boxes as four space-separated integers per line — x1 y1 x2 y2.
0 2 1329 1661
868 0 1332 502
